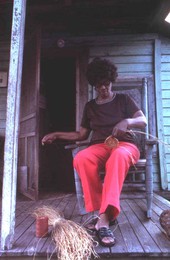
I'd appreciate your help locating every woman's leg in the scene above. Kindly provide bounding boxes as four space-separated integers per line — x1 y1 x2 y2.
99 142 140 220
93 142 140 247
73 143 110 212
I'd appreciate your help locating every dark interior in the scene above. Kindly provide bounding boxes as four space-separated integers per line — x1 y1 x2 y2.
40 57 76 192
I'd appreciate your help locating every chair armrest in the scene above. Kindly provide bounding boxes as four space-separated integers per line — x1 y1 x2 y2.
145 138 158 146
64 141 90 150
64 137 158 149
65 143 79 149
64 138 158 151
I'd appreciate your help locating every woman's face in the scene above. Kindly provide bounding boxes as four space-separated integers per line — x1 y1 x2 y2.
95 80 112 98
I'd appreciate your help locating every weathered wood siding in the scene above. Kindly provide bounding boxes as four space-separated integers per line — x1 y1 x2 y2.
88 38 161 191
161 37 170 190
0 42 10 180
0 42 9 136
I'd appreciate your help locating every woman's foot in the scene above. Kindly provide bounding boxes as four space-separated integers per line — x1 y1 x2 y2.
96 227 116 247
95 213 116 247
85 217 116 231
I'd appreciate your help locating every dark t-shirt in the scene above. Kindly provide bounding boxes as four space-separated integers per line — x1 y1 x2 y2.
81 93 140 145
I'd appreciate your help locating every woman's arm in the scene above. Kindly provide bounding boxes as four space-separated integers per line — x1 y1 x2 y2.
126 110 147 128
41 126 90 145
112 110 147 137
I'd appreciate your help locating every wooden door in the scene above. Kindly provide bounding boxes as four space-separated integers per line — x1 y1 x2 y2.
18 28 41 200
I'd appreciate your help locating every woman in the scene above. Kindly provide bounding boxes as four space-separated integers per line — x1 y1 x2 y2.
42 58 147 247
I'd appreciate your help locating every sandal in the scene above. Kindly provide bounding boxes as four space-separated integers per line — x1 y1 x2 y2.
85 217 117 231
159 209 170 238
96 227 116 247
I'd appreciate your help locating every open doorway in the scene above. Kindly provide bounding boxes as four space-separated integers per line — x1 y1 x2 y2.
39 57 76 193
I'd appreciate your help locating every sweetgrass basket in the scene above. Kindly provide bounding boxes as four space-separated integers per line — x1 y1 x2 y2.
159 210 170 238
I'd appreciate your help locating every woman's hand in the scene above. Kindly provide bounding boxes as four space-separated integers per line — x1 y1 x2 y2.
41 132 57 145
112 119 128 137
41 127 90 145
112 110 147 137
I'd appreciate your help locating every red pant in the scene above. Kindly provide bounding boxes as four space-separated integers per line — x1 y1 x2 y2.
73 142 140 220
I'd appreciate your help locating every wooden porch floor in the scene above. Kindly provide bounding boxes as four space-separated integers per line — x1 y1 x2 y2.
0 191 170 259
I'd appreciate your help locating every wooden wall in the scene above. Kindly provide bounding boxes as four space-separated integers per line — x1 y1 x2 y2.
0 42 9 137
161 37 170 190
89 41 153 77
0 41 9 180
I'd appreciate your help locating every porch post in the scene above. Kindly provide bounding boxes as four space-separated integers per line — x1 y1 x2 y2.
154 39 168 190
0 0 27 250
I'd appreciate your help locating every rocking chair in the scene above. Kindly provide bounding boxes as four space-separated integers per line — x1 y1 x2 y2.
65 77 157 218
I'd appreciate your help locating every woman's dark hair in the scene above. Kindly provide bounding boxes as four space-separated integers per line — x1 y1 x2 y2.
86 58 118 86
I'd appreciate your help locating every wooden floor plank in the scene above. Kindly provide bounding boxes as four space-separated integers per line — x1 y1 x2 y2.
121 200 161 253
1 192 170 259
35 234 56 256
109 222 128 254
127 199 170 253
153 196 170 211
154 193 170 207
117 209 144 253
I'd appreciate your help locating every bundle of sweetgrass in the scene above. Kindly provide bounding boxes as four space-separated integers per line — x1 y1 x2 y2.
32 205 98 260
